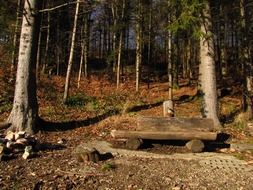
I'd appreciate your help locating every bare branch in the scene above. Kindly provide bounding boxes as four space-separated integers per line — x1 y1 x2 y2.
39 1 94 13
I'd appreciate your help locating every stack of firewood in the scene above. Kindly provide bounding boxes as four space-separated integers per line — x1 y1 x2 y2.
0 131 36 161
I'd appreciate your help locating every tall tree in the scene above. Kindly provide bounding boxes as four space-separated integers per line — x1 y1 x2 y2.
63 0 80 103
135 0 143 92
199 1 221 129
7 0 42 134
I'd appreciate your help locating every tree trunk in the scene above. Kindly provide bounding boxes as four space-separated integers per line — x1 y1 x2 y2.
116 0 126 89
41 11 50 74
116 32 123 89
199 1 221 129
63 0 80 103
11 0 22 73
7 0 42 134
135 0 142 92
78 13 89 88
167 0 173 101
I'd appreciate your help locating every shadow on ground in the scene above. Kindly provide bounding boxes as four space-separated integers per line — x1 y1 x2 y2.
38 110 120 132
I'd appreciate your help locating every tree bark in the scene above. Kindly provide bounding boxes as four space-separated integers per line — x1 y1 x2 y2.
7 0 42 134
135 0 142 92
199 1 221 129
11 0 22 73
63 0 80 103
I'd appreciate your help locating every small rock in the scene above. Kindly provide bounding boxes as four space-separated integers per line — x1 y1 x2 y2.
5 131 15 141
74 146 100 163
14 131 26 141
186 139 204 153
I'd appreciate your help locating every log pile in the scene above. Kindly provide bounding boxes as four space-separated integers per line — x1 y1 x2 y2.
0 131 37 161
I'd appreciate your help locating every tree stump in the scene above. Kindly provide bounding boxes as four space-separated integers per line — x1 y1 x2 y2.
125 138 143 150
74 146 100 163
186 139 205 153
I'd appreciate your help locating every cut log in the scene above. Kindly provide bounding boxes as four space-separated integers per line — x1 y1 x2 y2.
186 140 205 153
125 138 143 150
111 130 217 141
137 117 215 132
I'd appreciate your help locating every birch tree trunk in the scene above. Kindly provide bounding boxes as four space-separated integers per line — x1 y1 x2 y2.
167 0 173 101
7 0 42 134
135 0 142 92
199 1 221 129
63 0 80 103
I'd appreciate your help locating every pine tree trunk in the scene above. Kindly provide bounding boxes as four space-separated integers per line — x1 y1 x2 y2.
7 0 42 134
199 1 221 129
63 0 80 103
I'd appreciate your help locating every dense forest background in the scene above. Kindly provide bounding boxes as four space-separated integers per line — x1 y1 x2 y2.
0 0 253 131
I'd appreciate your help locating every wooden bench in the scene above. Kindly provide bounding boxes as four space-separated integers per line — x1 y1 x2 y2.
111 116 218 152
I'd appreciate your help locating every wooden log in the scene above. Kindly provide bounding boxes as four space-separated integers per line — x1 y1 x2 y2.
125 138 143 150
185 140 205 153
111 130 217 141
137 116 215 132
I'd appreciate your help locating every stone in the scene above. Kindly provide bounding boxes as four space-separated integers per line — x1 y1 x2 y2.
5 131 15 141
73 146 100 163
22 146 33 160
186 139 205 153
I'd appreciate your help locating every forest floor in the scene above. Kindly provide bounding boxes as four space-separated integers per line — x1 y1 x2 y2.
0 72 253 189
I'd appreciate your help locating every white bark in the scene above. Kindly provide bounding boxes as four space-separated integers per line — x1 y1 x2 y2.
199 2 221 129
63 0 80 103
135 0 142 92
7 0 41 134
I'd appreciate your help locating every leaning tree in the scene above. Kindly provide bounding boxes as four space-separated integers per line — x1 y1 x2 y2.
6 0 42 134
